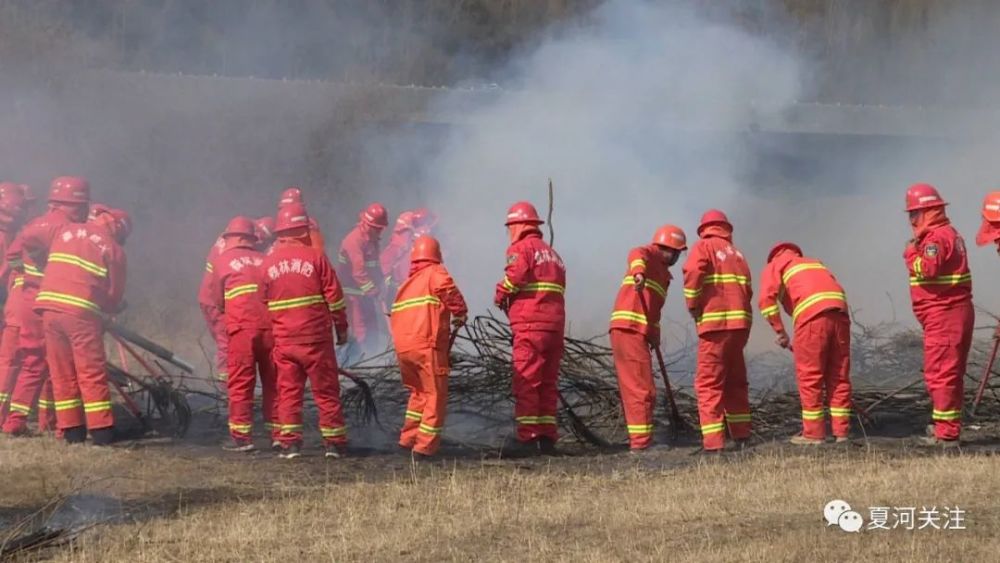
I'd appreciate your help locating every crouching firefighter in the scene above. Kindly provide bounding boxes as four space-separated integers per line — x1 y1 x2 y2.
390 235 467 458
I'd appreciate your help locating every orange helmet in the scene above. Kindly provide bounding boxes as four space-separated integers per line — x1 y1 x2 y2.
255 216 275 243
360 202 389 229
410 235 442 264
279 187 303 208
223 216 257 239
651 224 687 251
505 201 544 226
275 203 310 233
697 209 731 235
766 241 803 263
49 176 90 204
981 191 1000 222
905 183 946 212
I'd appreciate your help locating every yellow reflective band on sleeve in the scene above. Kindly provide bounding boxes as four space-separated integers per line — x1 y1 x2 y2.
54 398 83 411
627 423 654 435
629 258 647 270
683 287 702 299
360 281 375 292
9 402 31 414
418 423 442 435
704 273 749 285
523 282 565 294
792 291 846 321
384 275 393 286
205 262 214 273
267 294 326 311
829 407 852 418
502 276 519 293
337 254 347 264
11 276 23 289
83 400 112 413
24 264 44 278
391 295 442 313
801 409 825 421
36 291 101 313
912 256 923 278
610 310 648 325
621 277 666 298
320 425 347 438
725 413 752 423
405 410 422 421
224 284 259 301
701 422 725 436
696 310 752 325
760 304 780 318
48 252 108 277
909 273 972 287
932 409 961 421
328 298 346 312
781 262 827 285
228 422 252 433
342 287 365 296
0 392 8 403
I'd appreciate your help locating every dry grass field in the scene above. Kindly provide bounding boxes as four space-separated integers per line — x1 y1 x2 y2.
2 434 999 562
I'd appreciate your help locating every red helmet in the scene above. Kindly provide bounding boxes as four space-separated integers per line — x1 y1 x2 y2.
255 216 276 242
0 182 25 210
651 225 687 251
223 216 257 239
279 187 303 208
697 209 731 235
505 201 544 226
49 176 90 204
412 208 439 232
766 241 803 263
360 202 389 229
905 183 946 212
394 211 417 231
982 191 1000 222
410 235 442 264
275 203 310 233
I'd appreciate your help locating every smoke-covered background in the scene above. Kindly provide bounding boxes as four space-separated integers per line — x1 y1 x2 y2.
1 0 1000 379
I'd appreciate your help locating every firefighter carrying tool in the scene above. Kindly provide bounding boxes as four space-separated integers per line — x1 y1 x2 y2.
337 202 389 354
609 224 686 451
903 183 973 447
390 235 467 457
759 241 852 445
972 191 1000 415
263 202 350 459
494 201 566 453
36 204 129 445
682 209 753 452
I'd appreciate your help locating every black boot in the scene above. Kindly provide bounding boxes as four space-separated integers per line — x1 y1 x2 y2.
63 426 87 444
90 427 115 446
537 437 558 456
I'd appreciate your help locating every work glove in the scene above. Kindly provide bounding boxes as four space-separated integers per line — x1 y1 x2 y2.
452 316 466 328
496 296 511 314
688 307 702 322
645 332 658 348
633 273 646 292
335 327 349 346
775 331 790 350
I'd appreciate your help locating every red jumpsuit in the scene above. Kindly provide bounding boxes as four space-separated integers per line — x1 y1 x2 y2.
682 226 753 450
759 252 852 439
263 237 349 448
609 244 672 450
198 236 229 383
36 222 126 433
2 209 73 434
904 218 973 441
0 223 19 424
390 261 467 455
337 225 383 352
494 230 566 443
380 228 415 300
208 240 277 443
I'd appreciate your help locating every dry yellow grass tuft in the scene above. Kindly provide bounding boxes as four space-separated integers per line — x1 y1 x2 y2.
3 435 999 562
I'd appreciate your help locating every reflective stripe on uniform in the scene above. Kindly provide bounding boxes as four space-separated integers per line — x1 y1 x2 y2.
760 304 780 318
24 264 44 278
343 287 365 296
83 400 112 413
49 252 108 277
627 423 653 435
279 423 304 434
629 259 646 271
418 423 442 435
360 281 375 292
516 415 557 426
405 410 422 421
205 262 214 273
701 421 725 436
267 294 325 311
621 276 666 298
522 282 565 294
610 310 647 325
320 425 347 438
909 273 971 286
328 298 346 312
54 398 83 411
696 310 752 325
801 409 824 421
391 295 442 313
36 291 101 313
229 422 252 433
705 273 749 285
11 276 23 288
932 409 961 421
829 406 852 418
9 402 31 414
781 262 827 285
725 412 752 424
37 399 55 409
792 291 846 321
502 276 518 293
224 283 259 301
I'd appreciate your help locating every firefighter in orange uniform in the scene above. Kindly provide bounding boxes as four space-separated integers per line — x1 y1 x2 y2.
3 177 89 435
337 203 389 354
390 235 467 457
37 205 129 445
263 203 350 459
682 209 753 452
494 201 566 453
903 183 973 447
208 216 277 451
759 242 852 445
609 225 686 451
0 184 29 424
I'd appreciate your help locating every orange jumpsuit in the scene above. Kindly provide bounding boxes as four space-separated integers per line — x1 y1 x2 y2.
759 251 851 439
390 261 467 455
337 224 383 353
682 226 752 450
904 212 973 441
36 221 126 432
608 244 672 450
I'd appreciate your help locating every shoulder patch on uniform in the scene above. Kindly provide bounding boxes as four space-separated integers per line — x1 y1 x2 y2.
507 254 517 265
925 244 938 257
